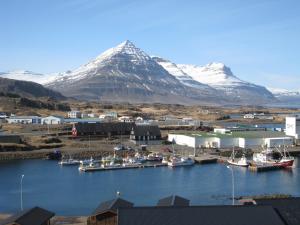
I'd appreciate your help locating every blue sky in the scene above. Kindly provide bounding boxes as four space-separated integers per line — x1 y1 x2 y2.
1 0 300 90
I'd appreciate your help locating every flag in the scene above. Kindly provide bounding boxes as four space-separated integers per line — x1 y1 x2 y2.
72 125 77 137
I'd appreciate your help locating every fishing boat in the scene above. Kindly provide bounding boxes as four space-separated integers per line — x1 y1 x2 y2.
227 147 249 167
145 153 163 161
276 146 294 167
79 156 100 165
253 146 294 167
167 156 194 167
58 157 80 166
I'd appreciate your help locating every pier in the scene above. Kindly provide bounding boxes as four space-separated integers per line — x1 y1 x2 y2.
248 164 285 172
79 163 168 172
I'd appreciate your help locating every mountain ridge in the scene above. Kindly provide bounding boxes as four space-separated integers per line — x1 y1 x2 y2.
0 40 282 105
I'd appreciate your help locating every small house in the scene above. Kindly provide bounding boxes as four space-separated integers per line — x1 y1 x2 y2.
41 116 64 125
244 114 255 119
0 206 55 225
130 124 161 145
6 116 41 124
87 198 134 225
67 110 81 118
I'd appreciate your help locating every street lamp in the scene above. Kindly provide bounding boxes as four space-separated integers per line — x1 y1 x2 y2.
226 166 235 205
20 174 25 211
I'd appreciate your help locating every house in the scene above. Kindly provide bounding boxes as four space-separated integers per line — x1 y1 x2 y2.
87 198 134 225
6 116 41 124
74 122 135 136
0 206 55 225
130 124 161 145
41 116 64 125
244 114 255 119
0 112 7 119
157 195 190 207
88 196 300 225
99 114 115 122
67 110 81 118
118 116 134 123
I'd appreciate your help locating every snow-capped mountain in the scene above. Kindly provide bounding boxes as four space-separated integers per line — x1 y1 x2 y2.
267 87 300 97
2 40 279 105
152 56 219 95
46 40 223 104
0 70 58 85
175 63 275 102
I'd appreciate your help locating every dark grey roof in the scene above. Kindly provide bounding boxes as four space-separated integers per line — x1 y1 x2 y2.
0 207 54 225
157 195 190 207
118 205 286 225
132 125 161 137
255 197 300 225
75 122 134 134
92 198 134 215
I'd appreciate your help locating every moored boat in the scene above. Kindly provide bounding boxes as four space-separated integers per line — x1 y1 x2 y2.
167 156 194 167
58 157 80 166
227 147 249 167
253 146 294 167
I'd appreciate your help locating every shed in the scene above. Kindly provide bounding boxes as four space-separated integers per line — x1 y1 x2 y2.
0 206 55 225
87 198 134 225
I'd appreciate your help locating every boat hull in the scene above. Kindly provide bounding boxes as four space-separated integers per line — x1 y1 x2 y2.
227 160 249 167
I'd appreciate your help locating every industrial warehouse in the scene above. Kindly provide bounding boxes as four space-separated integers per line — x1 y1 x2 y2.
168 131 294 149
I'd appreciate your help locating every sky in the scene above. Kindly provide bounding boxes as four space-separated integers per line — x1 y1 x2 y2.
1 0 300 90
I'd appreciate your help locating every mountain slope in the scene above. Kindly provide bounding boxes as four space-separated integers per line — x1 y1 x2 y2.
0 77 65 99
267 87 300 104
0 70 59 85
152 57 220 95
177 63 275 103
46 41 225 104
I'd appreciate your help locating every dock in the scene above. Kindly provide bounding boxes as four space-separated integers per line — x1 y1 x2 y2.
194 155 218 164
248 164 285 172
79 163 168 172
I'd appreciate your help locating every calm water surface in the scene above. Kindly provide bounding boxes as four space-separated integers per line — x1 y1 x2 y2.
0 158 299 215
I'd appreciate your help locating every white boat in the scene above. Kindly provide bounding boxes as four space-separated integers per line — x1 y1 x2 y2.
227 147 249 167
167 156 194 167
162 156 169 164
79 156 100 165
58 157 80 166
145 153 163 161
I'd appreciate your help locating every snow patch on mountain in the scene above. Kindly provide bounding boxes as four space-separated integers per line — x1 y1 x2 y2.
0 70 61 85
177 63 248 87
267 87 300 97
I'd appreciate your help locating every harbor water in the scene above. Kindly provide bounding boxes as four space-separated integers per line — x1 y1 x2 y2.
0 158 299 215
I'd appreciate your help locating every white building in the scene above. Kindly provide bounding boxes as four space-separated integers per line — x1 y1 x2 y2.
168 131 294 149
6 116 41 124
67 111 81 119
264 137 294 148
285 117 300 139
41 116 64 125
244 114 255 119
118 116 134 123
